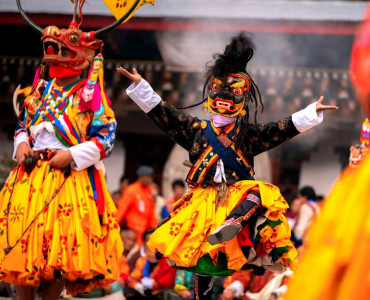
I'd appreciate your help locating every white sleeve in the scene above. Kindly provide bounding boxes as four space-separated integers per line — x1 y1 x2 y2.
69 141 101 171
126 79 161 113
292 102 323 133
13 132 30 161
224 280 244 297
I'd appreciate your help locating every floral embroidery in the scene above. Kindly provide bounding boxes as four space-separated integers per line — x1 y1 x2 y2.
57 203 73 217
90 236 104 248
0 217 6 235
169 222 183 236
3 182 14 195
10 204 24 223
108 213 119 230
184 223 196 238
184 244 201 260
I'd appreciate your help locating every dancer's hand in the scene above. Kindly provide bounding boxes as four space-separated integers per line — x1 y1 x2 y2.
49 150 73 169
16 142 34 165
316 96 338 112
116 67 142 84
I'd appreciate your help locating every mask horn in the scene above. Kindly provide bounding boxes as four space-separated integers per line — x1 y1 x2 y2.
16 0 44 34
95 0 141 37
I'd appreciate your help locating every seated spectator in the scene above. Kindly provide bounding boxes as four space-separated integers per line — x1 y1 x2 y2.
116 166 157 245
292 186 320 248
161 179 186 219
103 228 139 295
122 228 139 259
223 270 275 300
127 231 151 272
124 244 177 300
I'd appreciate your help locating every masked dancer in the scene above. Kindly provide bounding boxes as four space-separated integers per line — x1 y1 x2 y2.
118 33 338 300
0 0 152 298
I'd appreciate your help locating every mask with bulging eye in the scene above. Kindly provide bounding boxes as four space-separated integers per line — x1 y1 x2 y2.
41 24 103 71
207 73 251 117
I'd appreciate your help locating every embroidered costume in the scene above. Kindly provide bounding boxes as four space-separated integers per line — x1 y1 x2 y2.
124 33 326 299
0 0 152 295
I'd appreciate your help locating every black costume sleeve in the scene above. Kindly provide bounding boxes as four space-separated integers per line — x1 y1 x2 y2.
147 100 200 151
244 116 300 156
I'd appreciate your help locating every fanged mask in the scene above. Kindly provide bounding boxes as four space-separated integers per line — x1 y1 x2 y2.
207 73 251 117
41 23 103 71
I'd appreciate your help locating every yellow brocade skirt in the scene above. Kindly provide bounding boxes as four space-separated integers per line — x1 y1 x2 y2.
148 180 297 275
0 161 123 295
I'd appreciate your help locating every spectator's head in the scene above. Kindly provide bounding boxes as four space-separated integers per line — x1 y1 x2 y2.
120 175 131 193
136 166 154 187
111 190 121 207
172 179 186 199
121 228 138 253
298 186 316 201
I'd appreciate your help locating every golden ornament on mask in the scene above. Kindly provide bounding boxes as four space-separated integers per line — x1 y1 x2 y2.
201 121 207 129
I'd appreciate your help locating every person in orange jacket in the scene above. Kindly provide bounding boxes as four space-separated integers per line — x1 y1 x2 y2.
116 166 158 245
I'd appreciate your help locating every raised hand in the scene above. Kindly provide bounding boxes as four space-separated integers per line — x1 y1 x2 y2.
316 96 338 112
116 67 142 84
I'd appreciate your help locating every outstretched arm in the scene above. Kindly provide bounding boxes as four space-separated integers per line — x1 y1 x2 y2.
118 68 199 151
248 97 338 156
